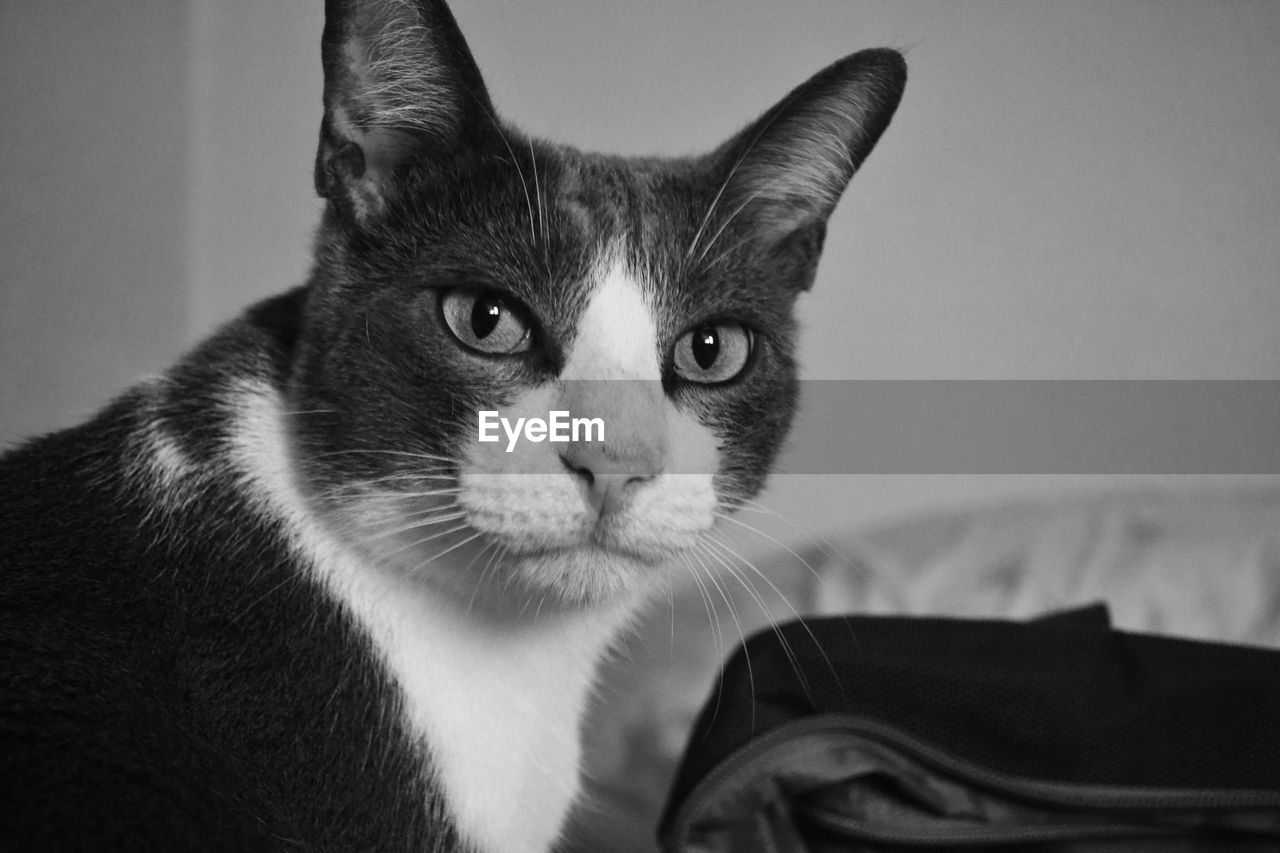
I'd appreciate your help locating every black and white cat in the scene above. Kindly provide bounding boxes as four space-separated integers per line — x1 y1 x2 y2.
0 0 904 849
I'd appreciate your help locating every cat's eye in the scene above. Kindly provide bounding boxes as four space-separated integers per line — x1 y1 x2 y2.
440 288 533 355
672 322 754 384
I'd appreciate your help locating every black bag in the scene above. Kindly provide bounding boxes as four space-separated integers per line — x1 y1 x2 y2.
658 606 1280 851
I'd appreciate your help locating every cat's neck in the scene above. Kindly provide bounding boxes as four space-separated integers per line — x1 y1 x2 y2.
225 376 643 853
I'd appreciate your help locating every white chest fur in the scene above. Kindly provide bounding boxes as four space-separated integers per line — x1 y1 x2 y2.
226 381 638 852
323 553 635 853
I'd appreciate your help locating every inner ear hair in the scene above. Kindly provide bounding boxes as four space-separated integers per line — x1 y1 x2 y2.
715 48 907 241
315 0 495 218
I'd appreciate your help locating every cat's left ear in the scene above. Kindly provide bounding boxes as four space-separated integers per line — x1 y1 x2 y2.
314 0 495 220
703 49 906 285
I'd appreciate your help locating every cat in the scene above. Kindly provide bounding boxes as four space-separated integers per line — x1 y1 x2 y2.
0 0 904 850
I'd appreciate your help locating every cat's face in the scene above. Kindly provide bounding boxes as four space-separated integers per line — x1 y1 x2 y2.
288 0 904 610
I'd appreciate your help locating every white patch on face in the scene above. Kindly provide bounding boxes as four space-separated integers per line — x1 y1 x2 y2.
560 259 661 381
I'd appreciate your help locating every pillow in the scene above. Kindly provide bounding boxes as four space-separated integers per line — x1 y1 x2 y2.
817 485 1280 645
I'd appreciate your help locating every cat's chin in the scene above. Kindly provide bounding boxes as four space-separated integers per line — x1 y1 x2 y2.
502 543 675 608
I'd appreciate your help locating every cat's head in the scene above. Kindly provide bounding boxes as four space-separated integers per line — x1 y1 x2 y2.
289 0 904 611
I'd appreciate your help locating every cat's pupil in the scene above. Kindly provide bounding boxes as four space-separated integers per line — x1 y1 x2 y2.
692 326 720 369
471 295 502 339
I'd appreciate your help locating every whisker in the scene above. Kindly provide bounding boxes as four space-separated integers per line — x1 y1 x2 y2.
379 520 476 563
462 539 501 612
678 552 724 657
469 542 510 612
344 470 459 482
702 532 847 707
335 490 464 507
703 233 762 272
693 541 772 636
312 448 459 464
365 489 464 503
701 532 829 701
683 101 791 266
317 491 463 517
665 571 677 652
312 482 462 502
501 140 537 243
697 547 752 661
527 136 551 278
678 552 730 726
684 170 736 266
726 496 856 570
458 539 493 575
365 510 471 542
461 86 538 247
415 529 487 569
693 542 777 722
694 175 791 266
714 511 825 584
311 504 466 552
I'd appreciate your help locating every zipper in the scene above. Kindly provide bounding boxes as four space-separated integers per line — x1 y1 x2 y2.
665 713 1280 849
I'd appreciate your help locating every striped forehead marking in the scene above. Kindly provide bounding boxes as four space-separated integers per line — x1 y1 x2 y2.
561 260 661 381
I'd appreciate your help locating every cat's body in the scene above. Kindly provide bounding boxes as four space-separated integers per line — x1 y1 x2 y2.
0 1 904 849
0 294 627 850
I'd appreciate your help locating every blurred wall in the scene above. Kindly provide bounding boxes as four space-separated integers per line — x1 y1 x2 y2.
0 1 190 442
3 0 1278 532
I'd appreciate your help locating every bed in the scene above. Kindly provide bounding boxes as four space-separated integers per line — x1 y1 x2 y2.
563 483 1280 852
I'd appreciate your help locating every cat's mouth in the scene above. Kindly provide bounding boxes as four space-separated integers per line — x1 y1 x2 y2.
468 520 693 567
432 470 718 603
492 539 680 605
520 532 681 566
456 471 714 559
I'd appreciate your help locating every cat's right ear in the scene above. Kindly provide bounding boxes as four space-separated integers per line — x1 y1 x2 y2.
697 49 906 287
314 0 494 221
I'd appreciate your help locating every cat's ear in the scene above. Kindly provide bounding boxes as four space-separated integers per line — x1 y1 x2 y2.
703 49 906 282
314 0 494 219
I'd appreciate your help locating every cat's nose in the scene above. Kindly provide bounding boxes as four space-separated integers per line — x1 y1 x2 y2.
556 378 666 516
560 439 661 517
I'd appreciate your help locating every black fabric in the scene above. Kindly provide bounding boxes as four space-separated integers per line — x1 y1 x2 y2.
659 606 1280 851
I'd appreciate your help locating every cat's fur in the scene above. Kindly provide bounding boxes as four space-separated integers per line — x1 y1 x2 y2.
0 0 904 850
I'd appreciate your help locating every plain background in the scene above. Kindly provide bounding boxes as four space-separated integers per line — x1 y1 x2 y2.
2 0 1279 537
